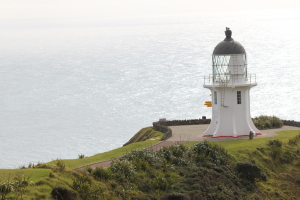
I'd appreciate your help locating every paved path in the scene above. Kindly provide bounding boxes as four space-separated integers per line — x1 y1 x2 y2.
76 125 300 170
168 125 300 142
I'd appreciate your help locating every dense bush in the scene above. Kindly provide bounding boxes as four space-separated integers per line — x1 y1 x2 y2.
105 142 250 199
253 115 283 130
72 173 105 200
192 141 231 165
119 149 159 168
51 186 77 200
109 160 136 182
235 162 266 183
0 181 12 200
159 192 190 200
92 167 111 181
78 154 85 159
288 134 300 145
3 140 280 199
267 139 283 147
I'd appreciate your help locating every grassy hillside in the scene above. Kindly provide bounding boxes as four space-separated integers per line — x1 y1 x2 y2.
0 169 51 182
1 129 300 199
52 139 161 169
123 127 163 146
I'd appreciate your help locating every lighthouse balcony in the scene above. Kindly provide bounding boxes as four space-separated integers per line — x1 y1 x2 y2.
203 73 257 87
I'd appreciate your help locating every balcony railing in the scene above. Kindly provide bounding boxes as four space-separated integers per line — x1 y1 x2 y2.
203 74 257 86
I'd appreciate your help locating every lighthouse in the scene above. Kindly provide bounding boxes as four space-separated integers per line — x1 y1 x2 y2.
203 28 261 138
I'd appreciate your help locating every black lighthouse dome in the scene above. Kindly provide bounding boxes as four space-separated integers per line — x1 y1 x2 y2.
213 27 246 55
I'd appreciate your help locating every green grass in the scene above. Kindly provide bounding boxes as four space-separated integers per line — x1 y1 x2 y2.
185 130 300 150
183 130 300 163
0 169 51 182
215 130 300 150
51 139 161 169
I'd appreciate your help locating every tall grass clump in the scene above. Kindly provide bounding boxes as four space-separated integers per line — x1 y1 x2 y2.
92 167 111 181
72 172 105 200
288 133 300 146
78 154 85 159
253 115 283 130
0 172 31 200
53 159 65 172
0 180 12 200
267 139 283 147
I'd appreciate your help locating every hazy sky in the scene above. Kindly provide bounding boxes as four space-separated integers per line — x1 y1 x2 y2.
0 0 299 21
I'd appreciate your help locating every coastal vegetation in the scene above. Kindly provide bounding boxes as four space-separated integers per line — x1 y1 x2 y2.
252 115 283 130
1 128 300 199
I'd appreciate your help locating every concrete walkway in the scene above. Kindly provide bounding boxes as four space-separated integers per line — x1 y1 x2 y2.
76 125 300 170
167 125 300 142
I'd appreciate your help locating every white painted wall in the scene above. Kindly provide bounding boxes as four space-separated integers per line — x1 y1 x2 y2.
203 85 260 137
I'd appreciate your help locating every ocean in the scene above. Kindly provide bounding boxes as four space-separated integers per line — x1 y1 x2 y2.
1 9 300 169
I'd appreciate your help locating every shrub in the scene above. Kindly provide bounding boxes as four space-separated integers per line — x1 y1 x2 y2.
136 177 153 192
53 159 65 171
92 167 111 181
267 139 283 147
160 192 190 200
288 134 300 146
192 141 231 165
130 196 151 200
253 115 283 130
27 162 35 168
51 186 77 200
49 172 55 178
171 157 189 167
270 147 282 160
85 165 93 174
35 162 52 169
0 181 12 200
157 147 172 161
279 150 295 163
78 154 85 159
168 144 188 158
72 173 105 200
120 149 159 168
109 160 136 182
153 175 169 191
235 162 266 183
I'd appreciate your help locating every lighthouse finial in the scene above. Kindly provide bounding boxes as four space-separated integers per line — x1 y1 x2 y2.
224 27 232 41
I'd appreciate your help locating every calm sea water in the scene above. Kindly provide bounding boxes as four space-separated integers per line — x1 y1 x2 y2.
1 9 300 169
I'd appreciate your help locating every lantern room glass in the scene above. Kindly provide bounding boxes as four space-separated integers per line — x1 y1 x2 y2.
212 54 248 83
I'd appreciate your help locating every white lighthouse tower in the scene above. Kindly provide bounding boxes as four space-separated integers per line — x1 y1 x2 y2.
203 28 261 138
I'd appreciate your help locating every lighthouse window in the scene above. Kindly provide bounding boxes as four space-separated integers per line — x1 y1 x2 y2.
237 91 241 104
214 91 217 104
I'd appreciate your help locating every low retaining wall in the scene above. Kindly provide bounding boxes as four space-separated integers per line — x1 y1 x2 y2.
152 122 172 140
162 119 211 126
282 120 300 127
153 118 211 140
